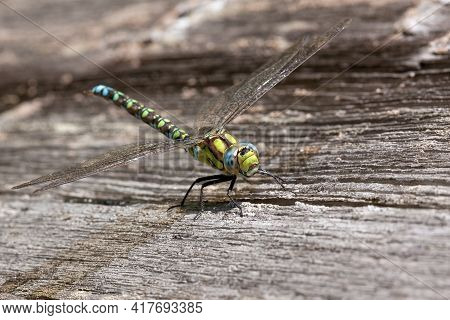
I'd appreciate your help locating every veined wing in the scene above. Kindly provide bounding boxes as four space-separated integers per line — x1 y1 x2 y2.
194 18 351 134
13 139 198 192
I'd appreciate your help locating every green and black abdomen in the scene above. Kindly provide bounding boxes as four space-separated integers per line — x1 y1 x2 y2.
91 85 189 141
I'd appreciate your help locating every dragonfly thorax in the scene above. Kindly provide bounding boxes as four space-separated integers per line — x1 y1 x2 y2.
224 143 260 177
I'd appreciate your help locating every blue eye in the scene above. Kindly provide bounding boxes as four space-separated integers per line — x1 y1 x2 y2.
224 147 238 169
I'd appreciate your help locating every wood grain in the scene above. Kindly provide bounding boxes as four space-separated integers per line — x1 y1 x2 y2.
0 0 449 299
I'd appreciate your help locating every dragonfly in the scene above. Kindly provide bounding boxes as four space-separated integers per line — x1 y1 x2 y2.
13 19 350 216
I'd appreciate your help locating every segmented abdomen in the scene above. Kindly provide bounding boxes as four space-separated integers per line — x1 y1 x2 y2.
91 85 189 142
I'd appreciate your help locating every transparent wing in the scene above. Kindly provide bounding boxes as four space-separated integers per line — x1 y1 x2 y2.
194 18 351 134
13 139 198 192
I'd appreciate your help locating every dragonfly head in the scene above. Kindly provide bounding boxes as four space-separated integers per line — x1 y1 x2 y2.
224 143 260 177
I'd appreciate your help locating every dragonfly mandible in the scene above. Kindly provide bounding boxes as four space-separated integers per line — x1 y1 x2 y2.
13 19 350 216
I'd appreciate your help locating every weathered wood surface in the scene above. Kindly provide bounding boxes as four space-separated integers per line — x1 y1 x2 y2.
1 0 450 299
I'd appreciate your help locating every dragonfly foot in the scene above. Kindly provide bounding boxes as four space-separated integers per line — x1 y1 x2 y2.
227 193 243 217
195 193 206 220
167 204 182 212
194 212 202 220
168 203 203 220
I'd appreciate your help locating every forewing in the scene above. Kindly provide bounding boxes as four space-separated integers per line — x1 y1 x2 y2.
194 18 350 134
13 139 197 192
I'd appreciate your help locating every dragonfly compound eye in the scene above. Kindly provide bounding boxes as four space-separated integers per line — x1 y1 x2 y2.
240 142 259 155
237 144 260 177
224 146 239 174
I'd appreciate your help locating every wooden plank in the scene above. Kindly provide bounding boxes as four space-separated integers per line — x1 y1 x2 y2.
0 0 449 299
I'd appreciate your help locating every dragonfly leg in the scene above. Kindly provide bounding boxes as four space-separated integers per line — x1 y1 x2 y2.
168 174 228 211
225 175 243 217
196 175 234 220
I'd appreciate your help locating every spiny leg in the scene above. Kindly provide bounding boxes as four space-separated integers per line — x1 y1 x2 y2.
196 175 235 220
225 175 242 217
168 174 229 211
